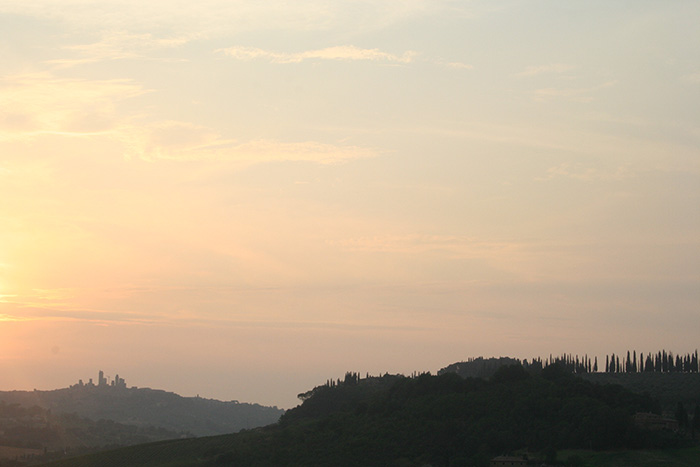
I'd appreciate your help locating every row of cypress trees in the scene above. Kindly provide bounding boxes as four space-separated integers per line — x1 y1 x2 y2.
604 350 699 373
519 349 700 375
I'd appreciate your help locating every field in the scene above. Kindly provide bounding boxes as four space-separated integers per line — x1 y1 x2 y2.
558 446 700 467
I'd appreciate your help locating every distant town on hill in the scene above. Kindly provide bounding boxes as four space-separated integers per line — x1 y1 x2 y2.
71 369 126 390
0 370 284 439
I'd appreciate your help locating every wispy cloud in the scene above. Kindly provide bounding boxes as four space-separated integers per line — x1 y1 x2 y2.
0 73 375 165
536 163 634 182
533 80 617 103
517 63 575 77
0 73 147 139
681 72 700 83
0 288 85 314
327 234 590 283
441 61 474 70
219 45 477 70
120 121 378 164
0 313 33 322
218 45 417 64
330 234 520 259
0 1 441 37
48 31 191 68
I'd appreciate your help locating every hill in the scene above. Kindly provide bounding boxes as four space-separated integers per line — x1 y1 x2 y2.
438 357 521 379
0 384 283 438
0 400 184 458
579 372 700 413
440 357 700 415
38 366 697 467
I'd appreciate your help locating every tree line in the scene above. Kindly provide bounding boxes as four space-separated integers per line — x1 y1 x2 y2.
516 349 700 375
603 350 699 374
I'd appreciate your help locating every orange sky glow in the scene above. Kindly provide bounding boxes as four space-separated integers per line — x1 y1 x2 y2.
1 1 699 408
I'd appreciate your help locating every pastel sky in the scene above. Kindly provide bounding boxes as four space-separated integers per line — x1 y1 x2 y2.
1 1 699 408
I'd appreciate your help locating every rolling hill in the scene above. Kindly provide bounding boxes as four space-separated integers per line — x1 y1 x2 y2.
0 384 283 438
37 365 699 467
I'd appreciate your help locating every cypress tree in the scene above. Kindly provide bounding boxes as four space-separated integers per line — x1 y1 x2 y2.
645 353 654 372
626 351 632 373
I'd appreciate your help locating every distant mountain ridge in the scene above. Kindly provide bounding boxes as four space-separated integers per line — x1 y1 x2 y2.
0 380 284 437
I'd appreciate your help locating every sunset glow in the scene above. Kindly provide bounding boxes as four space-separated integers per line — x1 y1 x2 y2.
1 1 699 408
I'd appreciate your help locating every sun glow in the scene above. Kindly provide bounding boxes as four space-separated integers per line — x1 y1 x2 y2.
0 0 697 408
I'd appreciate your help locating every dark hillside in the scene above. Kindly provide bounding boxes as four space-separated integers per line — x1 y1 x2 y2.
579 372 700 413
39 366 691 467
439 356 700 416
438 357 521 379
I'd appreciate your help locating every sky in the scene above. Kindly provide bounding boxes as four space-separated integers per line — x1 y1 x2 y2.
1 0 699 409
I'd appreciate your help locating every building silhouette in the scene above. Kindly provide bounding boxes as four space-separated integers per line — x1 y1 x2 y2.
72 371 126 390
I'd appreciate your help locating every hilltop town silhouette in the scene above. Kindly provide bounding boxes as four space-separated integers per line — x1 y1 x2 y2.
71 370 127 389
1 370 284 438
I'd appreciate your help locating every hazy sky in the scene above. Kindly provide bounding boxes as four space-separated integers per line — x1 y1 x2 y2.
1 1 699 408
